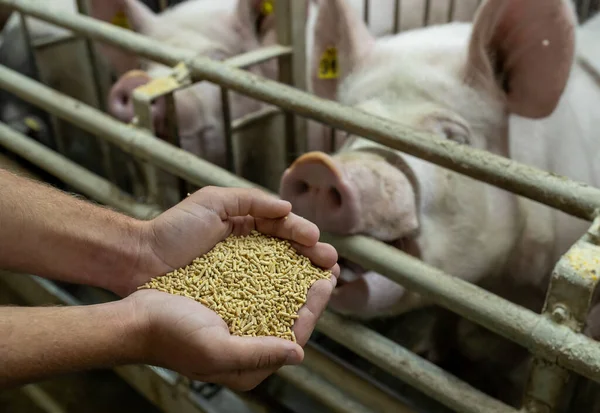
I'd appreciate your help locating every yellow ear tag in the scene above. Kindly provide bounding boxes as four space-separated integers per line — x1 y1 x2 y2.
24 116 41 132
261 0 274 16
318 47 339 79
111 10 131 30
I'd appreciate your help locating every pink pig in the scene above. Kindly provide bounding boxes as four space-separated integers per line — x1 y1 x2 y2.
279 0 600 402
280 0 600 322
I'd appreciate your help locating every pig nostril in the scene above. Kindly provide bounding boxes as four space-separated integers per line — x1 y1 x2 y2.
330 187 342 207
294 180 310 195
120 93 129 106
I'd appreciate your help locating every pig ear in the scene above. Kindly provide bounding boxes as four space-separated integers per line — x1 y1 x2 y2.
310 0 376 101
88 0 159 76
464 0 576 119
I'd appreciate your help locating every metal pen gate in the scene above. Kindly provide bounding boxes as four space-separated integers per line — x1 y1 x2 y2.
0 1 600 413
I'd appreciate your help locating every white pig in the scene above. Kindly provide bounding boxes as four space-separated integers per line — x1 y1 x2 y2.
279 0 600 402
279 0 600 329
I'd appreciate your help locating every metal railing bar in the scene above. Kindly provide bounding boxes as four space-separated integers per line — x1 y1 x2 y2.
277 365 378 413
31 32 76 50
4 0 600 221
317 312 517 413
393 0 401 33
75 0 116 185
320 233 600 386
302 344 418 413
224 44 292 69
0 121 161 220
231 106 282 132
2 63 600 389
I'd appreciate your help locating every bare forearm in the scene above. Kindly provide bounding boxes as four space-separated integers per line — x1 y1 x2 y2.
0 169 150 295
0 300 146 389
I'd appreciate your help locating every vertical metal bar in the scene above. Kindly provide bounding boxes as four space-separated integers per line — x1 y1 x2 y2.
220 86 235 172
447 0 456 22
131 96 160 205
423 0 431 26
521 217 600 413
393 0 402 33
330 127 337 153
163 92 189 202
363 0 370 25
275 0 309 162
75 0 116 184
17 12 66 157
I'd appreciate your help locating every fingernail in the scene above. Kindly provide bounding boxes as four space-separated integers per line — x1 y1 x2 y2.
285 349 303 365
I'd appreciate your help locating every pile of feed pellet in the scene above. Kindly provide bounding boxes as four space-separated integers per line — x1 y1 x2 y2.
138 230 332 342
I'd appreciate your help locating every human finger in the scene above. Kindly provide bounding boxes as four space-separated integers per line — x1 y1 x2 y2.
291 278 336 346
290 241 340 276
254 213 320 247
194 186 292 220
210 334 303 373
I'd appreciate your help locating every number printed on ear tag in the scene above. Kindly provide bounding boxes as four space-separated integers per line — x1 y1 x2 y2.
318 47 339 79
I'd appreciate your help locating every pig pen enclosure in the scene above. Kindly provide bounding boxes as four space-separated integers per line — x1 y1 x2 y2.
1 0 600 412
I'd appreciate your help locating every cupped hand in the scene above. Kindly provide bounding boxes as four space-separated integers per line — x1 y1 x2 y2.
133 185 339 290
124 186 340 390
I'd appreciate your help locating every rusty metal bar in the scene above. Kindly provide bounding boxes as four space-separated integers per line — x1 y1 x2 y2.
0 121 160 219
2 63 600 391
521 217 600 413
5 0 600 220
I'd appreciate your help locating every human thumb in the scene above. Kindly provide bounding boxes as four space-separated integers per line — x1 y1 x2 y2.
220 335 304 371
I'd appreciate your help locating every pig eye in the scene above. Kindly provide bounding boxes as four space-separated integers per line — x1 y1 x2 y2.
440 121 470 146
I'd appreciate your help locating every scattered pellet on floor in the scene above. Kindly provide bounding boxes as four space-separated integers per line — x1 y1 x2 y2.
138 230 332 342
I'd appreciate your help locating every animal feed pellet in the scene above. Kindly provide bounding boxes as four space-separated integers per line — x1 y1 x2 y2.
138 230 332 342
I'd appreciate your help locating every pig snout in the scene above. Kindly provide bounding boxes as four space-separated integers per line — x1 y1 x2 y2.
108 70 167 133
279 151 360 234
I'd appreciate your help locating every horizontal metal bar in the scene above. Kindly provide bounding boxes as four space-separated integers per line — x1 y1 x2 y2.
31 32 77 50
1 61 600 404
302 344 417 413
231 106 282 132
0 63 262 190
277 365 377 413
20 384 67 413
0 121 161 220
321 232 600 385
4 0 600 220
225 45 292 69
317 312 517 413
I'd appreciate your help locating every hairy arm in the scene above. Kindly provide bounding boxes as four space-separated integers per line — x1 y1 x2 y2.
0 299 145 389
0 169 151 296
